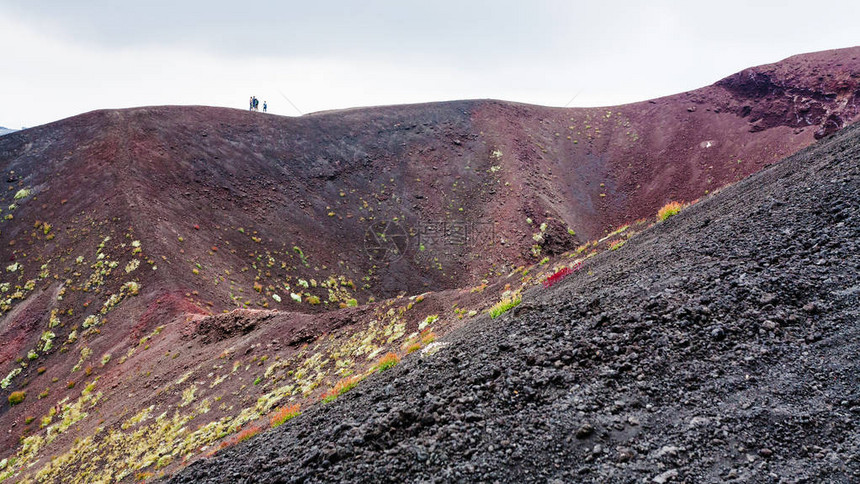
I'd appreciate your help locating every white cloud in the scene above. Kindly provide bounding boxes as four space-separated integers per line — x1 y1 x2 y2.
1 2 858 129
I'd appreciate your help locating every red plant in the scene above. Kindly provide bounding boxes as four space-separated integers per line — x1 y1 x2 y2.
321 375 362 402
236 425 261 443
270 403 301 427
218 424 263 451
420 329 436 345
542 261 583 288
609 239 626 251
543 267 572 287
375 352 400 372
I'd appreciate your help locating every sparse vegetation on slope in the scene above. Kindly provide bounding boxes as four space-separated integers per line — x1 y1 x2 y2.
321 376 362 403
7 391 25 405
169 108 860 484
374 352 400 372
657 201 684 221
488 293 521 318
270 404 301 428
2 47 860 484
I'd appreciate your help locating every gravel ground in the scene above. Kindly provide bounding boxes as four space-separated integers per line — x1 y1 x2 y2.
168 124 860 483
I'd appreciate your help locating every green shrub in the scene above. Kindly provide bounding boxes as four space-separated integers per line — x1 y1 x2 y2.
322 376 362 403
270 404 301 427
8 391 25 405
236 425 260 443
657 201 683 221
155 455 172 469
489 294 521 318
419 314 438 330
375 353 400 372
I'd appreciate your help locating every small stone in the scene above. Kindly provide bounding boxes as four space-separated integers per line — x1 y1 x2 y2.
575 423 594 439
656 445 679 458
758 448 773 458
710 326 726 341
689 416 710 428
616 447 635 462
653 469 678 483
762 320 778 331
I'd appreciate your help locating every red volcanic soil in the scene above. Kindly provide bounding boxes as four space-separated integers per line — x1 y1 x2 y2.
0 46 858 483
171 108 860 484
1 48 858 307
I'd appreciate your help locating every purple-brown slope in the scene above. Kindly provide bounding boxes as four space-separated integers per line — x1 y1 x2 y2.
0 46 858 483
169 91 860 484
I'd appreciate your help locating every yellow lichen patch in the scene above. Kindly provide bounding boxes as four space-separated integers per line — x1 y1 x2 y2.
49 308 61 327
28 395 258 484
210 373 228 388
180 384 197 407
100 281 141 314
82 315 100 328
121 405 154 430
5 380 102 482
291 349 329 396
138 325 164 347
254 383 297 414
10 279 444 482
196 397 212 415
175 370 193 386
385 321 406 343
71 346 93 373
38 410 195 483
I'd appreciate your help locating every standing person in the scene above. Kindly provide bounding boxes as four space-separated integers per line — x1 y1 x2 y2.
249 96 254 111
253 97 259 111
263 101 267 113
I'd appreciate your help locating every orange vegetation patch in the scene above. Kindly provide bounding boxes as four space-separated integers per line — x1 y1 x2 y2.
270 403 301 428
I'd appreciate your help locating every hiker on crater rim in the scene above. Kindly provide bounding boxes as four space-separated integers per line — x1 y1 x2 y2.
249 96 254 111
263 101 267 113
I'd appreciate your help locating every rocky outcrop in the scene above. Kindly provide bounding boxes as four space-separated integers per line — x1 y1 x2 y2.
715 49 860 138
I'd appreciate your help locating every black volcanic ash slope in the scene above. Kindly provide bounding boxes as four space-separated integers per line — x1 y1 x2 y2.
169 124 860 483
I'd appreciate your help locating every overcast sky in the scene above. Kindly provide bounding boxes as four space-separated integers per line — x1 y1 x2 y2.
1 1 858 129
